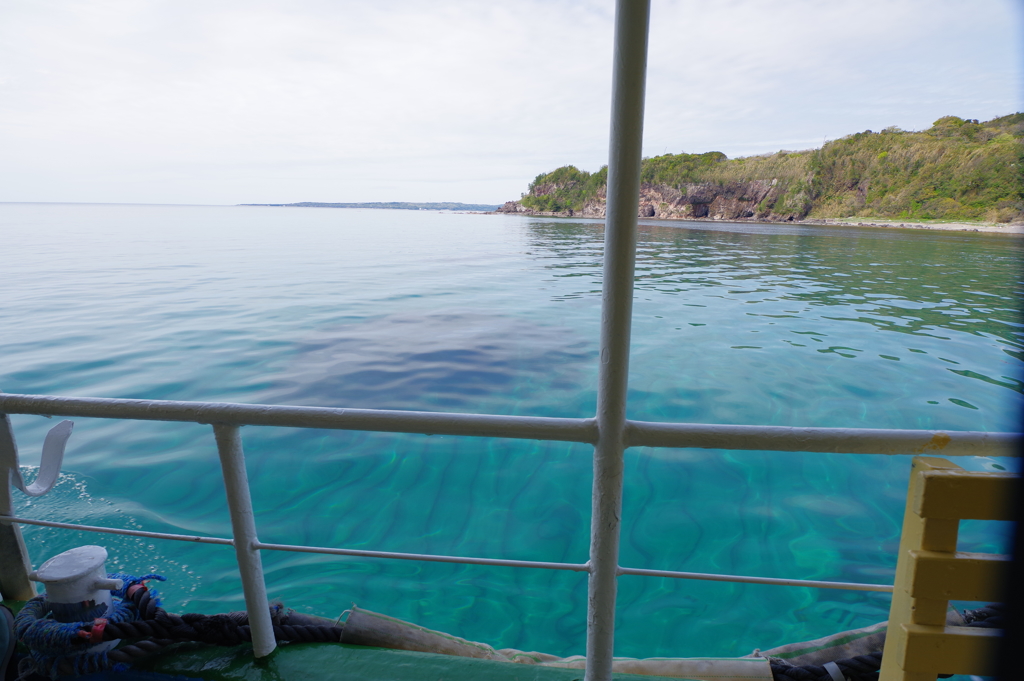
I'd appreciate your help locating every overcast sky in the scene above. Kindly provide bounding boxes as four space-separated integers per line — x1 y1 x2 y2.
1 0 1020 205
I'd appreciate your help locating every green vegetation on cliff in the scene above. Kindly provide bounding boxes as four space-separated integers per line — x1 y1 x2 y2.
518 114 1024 222
521 165 608 214
810 114 1023 221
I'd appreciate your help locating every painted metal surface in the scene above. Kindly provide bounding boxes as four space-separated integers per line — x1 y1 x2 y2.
0 413 74 600
626 421 1020 457
586 1 650 679
252 541 590 572
615 566 893 593
0 515 235 546
27 545 122 606
0 513 895 592
2 394 1016 457
0 393 598 443
212 424 276 658
0 518 34 601
879 457 1013 680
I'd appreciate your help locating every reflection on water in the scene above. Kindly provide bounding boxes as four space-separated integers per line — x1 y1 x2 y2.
528 219 1023 429
3 205 1021 660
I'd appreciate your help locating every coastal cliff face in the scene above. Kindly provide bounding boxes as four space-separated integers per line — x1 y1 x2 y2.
498 178 811 222
498 113 1024 224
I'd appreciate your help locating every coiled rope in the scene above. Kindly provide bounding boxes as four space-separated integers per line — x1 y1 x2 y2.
770 652 883 681
15 579 1003 681
768 605 1005 681
14 573 160 679
15 573 343 679
101 582 343 647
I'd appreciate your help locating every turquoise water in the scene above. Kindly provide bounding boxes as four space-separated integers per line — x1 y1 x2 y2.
2 203 1021 659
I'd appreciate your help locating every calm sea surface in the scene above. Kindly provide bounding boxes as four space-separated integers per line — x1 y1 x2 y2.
2 203 1022 659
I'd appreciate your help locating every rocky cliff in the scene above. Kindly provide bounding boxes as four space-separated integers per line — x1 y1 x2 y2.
498 178 811 222
497 113 1024 224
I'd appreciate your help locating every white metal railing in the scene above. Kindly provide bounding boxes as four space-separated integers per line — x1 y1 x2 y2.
0 511 903 595
1 394 1017 656
0 394 1014 455
1 3 1021 680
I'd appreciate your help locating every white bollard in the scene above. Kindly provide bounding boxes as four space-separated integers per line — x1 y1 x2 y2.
29 545 123 653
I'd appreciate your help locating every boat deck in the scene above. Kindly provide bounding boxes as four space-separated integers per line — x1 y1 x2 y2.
4 599 674 681
137 641 675 681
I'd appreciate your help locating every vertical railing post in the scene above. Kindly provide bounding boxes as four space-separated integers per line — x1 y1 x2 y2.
212 424 276 658
585 2 650 681
0 413 38 601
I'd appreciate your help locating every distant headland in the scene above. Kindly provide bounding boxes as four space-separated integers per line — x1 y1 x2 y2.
241 201 500 212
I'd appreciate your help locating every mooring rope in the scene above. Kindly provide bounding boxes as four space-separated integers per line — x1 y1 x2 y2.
14 577 1003 681
13 573 160 679
768 605 1004 681
14 573 343 679
770 652 883 681
98 580 344 645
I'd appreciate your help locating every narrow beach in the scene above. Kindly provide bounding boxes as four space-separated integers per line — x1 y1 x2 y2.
804 217 1024 235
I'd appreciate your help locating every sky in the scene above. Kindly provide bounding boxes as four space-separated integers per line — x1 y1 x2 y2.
0 0 1021 206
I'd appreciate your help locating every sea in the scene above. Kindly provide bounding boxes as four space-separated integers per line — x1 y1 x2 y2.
2 202 1021 661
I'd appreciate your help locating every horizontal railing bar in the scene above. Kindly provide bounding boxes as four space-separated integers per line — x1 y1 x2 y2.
617 566 893 592
626 421 1021 457
2 514 588 572
4 514 893 591
253 541 591 572
2 393 1020 456
0 394 597 444
0 515 235 546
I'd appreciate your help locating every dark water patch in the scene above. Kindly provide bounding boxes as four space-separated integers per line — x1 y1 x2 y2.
271 313 596 414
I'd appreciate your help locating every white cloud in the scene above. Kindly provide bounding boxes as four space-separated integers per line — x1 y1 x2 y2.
0 0 1020 204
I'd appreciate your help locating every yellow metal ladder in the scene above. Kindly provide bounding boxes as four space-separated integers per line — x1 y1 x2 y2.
879 456 1015 680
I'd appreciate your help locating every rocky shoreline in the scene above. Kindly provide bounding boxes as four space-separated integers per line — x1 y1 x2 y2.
494 198 1024 236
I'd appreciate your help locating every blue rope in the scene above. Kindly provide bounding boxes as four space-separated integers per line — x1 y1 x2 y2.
110 573 165 603
14 572 165 679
